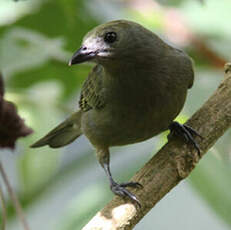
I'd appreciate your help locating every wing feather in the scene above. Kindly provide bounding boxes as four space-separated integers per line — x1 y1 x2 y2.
79 65 105 111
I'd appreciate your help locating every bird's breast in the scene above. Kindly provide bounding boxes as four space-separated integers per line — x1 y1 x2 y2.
81 88 183 148
81 69 188 148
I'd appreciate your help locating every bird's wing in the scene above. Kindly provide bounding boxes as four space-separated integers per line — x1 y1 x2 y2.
79 64 106 112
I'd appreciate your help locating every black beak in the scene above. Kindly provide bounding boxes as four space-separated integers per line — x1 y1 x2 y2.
68 46 96 66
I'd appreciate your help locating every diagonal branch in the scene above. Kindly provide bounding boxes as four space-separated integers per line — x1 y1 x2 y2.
0 183 7 230
0 162 31 230
81 63 231 230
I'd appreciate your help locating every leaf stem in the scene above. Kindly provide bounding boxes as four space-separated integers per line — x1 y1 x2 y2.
0 183 7 230
0 161 31 230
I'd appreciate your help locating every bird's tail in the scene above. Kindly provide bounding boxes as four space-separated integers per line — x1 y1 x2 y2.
31 110 82 148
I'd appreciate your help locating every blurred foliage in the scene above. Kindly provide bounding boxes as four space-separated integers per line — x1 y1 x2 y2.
0 0 230 230
189 152 231 226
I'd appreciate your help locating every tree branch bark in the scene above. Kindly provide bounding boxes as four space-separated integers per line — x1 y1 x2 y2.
82 63 231 230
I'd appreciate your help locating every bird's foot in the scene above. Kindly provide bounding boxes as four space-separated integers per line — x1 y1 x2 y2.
110 181 142 207
168 121 203 157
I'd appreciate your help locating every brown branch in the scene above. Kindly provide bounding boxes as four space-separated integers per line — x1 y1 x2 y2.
191 37 227 68
0 183 7 230
81 63 231 230
0 161 31 230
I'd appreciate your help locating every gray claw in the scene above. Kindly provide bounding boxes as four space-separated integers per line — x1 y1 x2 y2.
110 182 142 207
169 121 202 157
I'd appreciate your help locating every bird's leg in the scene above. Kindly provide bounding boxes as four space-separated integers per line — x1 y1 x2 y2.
97 148 142 207
168 121 203 157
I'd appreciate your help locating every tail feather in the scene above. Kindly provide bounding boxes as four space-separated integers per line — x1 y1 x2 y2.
31 111 82 148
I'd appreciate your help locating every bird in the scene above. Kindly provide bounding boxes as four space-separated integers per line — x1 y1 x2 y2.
31 20 200 206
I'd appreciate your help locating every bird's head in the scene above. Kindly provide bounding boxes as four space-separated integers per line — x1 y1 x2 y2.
69 20 161 67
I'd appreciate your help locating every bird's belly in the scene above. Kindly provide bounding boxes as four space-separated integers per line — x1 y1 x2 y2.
81 103 179 148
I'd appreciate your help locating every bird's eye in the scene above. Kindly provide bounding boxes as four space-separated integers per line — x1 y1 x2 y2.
104 32 117 43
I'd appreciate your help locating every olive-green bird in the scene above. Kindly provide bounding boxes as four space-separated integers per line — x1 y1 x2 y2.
31 20 200 206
